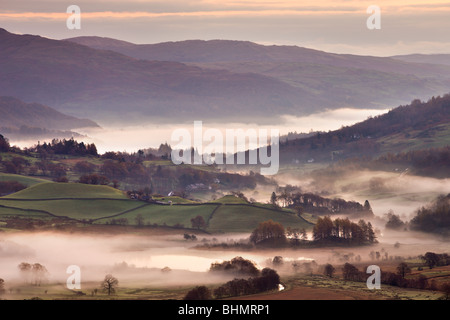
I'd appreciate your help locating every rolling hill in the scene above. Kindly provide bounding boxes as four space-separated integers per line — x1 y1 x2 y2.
0 183 312 233
66 36 450 111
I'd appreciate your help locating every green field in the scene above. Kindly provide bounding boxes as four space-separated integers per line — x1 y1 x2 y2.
0 183 314 233
4 182 127 199
210 195 249 204
96 203 218 227
207 204 312 233
0 198 143 220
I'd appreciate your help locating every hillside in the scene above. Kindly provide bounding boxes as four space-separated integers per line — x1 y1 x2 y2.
0 28 320 124
0 184 313 233
410 194 450 235
0 96 99 140
274 94 450 165
66 36 450 111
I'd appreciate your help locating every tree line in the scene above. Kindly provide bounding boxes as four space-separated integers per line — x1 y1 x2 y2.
30 138 98 157
248 218 376 248
313 216 377 245
270 187 373 217
184 257 280 300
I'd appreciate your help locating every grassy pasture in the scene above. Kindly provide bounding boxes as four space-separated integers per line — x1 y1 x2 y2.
3 182 127 199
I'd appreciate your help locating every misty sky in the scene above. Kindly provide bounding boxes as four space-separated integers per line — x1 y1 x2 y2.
1 0 450 56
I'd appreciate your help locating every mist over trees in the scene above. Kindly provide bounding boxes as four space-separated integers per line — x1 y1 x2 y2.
0 278 5 295
270 188 374 217
181 257 283 300
410 194 450 235
17 262 49 286
212 268 280 299
385 211 407 230
313 216 376 245
324 264 336 278
210 257 260 277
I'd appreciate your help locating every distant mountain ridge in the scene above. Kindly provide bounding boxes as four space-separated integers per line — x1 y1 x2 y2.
0 28 321 124
1 28 450 125
65 36 450 74
66 35 450 113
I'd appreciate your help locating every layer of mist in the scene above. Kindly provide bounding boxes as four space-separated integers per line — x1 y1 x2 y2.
1 227 448 289
8 108 388 154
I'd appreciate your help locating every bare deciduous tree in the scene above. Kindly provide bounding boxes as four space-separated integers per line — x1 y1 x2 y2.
101 274 119 296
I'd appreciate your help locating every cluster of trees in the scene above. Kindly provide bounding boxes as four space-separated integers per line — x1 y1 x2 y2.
185 257 280 300
249 220 287 246
0 278 5 296
385 210 407 230
248 218 377 248
292 194 372 216
30 138 98 156
410 194 450 235
210 257 260 277
0 155 69 180
270 188 373 217
100 160 147 184
183 233 198 241
17 262 49 286
212 268 280 299
313 216 376 245
0 155 30 175
419 252 450 269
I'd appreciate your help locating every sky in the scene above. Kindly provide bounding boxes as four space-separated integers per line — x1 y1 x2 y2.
1 0 450 56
